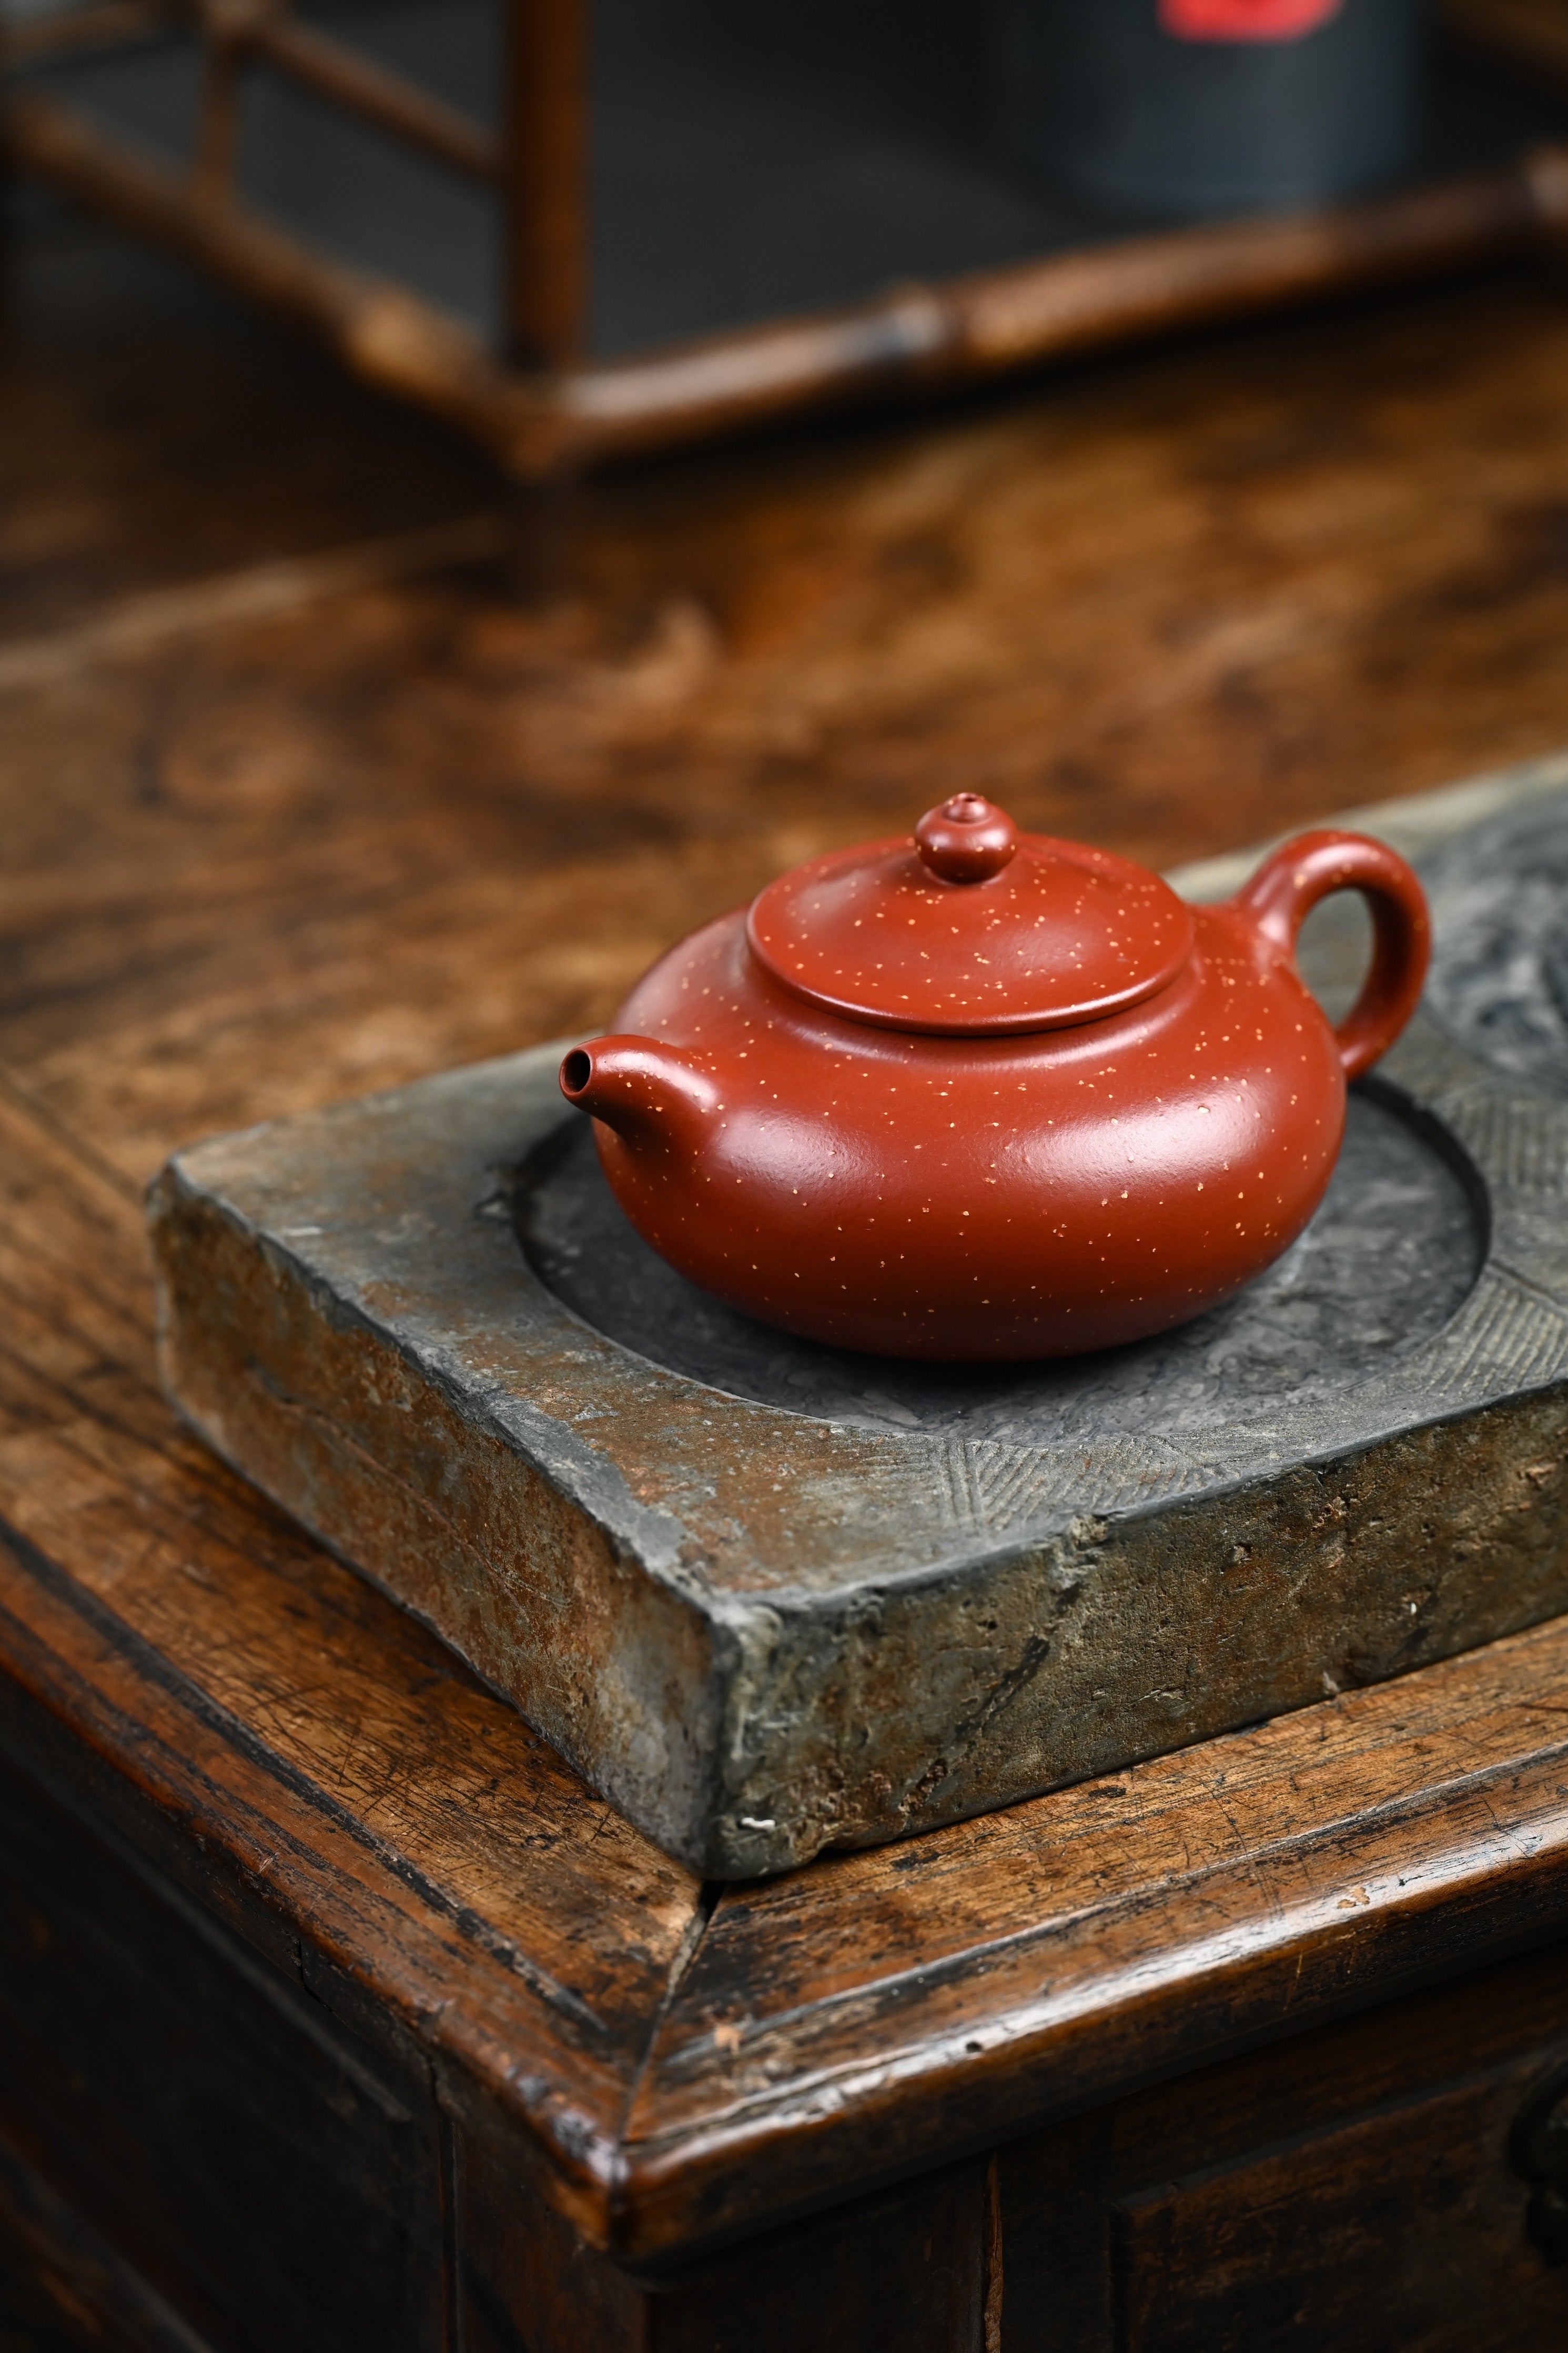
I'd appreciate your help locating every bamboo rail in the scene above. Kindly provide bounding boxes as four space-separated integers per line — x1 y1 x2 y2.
237 8 501 184
1 0 501 180
1 89 551 457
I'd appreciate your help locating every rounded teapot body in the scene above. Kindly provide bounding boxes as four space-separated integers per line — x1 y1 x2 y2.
576 906 1342 1360
560 813 1429 1362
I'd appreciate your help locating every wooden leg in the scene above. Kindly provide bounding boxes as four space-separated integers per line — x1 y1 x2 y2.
500 0 590 607
504 0 590 374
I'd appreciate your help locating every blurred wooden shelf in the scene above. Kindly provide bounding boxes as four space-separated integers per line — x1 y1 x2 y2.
7 0 1568 495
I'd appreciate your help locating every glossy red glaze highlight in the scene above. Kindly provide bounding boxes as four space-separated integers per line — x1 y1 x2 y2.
562 808 1430 1362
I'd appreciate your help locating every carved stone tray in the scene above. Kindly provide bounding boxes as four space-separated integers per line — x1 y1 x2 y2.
150 758 1568 1878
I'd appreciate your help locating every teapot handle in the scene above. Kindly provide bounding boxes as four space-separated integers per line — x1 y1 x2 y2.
1231 830 1430 1082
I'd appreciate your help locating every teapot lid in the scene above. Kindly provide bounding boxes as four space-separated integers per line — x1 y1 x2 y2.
746 793 1196 1036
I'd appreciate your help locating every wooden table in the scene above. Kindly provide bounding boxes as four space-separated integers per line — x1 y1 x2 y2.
4 205 1568 2351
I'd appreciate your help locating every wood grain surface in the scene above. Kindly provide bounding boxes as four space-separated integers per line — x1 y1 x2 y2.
4 206 1568 2315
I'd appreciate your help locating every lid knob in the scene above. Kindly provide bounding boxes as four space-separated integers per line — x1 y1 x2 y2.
914 793 1019 885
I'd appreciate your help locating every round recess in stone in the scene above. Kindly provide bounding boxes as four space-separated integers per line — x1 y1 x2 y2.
515 1084 1484 1444
1422 799 1568 1093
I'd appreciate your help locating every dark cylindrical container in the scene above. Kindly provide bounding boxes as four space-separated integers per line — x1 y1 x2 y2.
993 0 1430 221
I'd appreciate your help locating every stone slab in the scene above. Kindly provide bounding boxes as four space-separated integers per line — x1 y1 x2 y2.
149 756 1568 1878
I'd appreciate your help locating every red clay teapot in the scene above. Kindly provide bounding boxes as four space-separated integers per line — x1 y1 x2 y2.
560 796 1429 1362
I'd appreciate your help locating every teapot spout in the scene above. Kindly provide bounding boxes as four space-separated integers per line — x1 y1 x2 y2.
559 1034 722 1158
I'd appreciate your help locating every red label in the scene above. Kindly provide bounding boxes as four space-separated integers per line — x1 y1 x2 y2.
1160 0 1343 39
